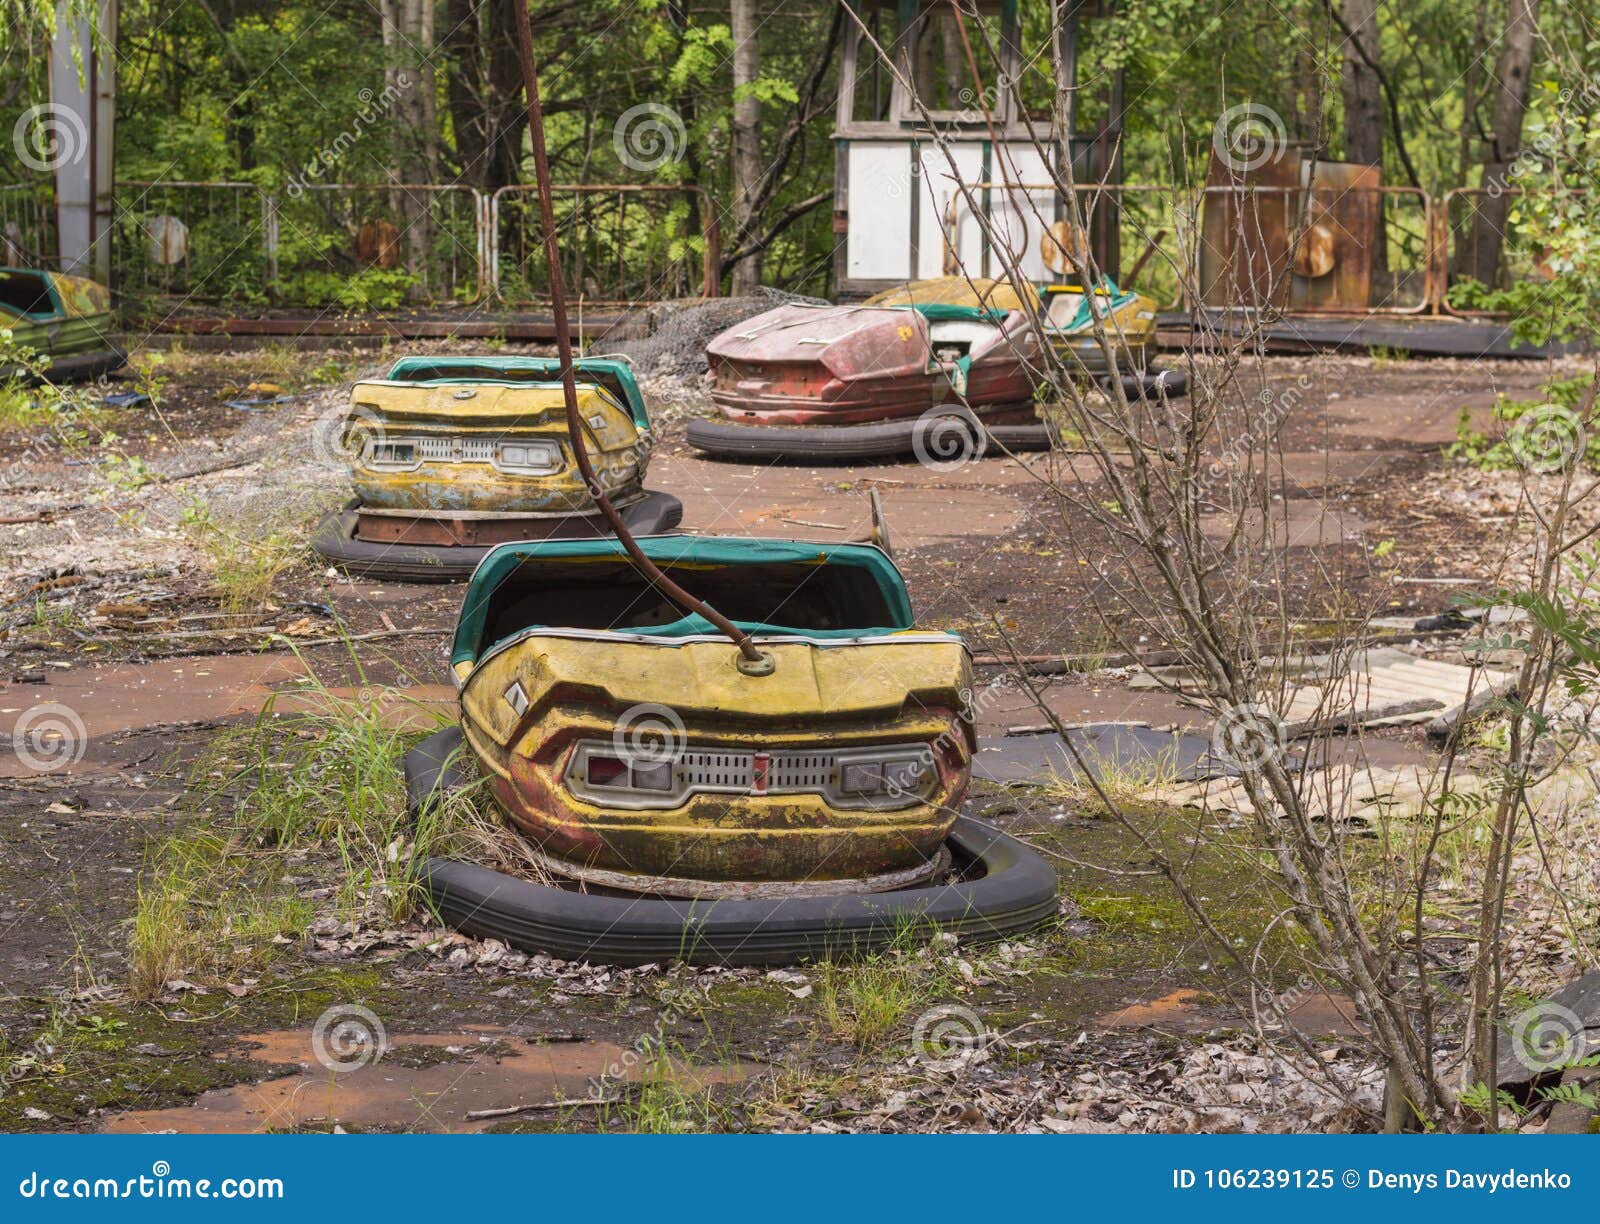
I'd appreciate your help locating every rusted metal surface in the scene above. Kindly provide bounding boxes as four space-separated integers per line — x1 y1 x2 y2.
354 506 620 547
1288 161 1380 312
520 841 950 899
705 298 1037 425
1199 148 1299 310
459 631 975 885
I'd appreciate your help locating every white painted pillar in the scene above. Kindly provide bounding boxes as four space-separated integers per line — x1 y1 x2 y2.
49 0 116 282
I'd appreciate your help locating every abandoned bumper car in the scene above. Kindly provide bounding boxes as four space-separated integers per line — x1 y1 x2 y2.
404 534 1057 964
686 275 1184 462
0 267 124 382
311 356 683 581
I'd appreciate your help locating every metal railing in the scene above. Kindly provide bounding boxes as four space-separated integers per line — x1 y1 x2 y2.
0 177 1575 319
271 184 487 305
944 182 1434 315
113 181 266 302
0 182 57 266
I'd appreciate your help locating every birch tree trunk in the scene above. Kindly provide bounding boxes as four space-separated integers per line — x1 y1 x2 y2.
730 0 762 293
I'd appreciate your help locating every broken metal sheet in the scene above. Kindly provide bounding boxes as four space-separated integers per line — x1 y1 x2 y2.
1283 649 1513 732
1155 761 1596 828
1153 763 1453 826
1495 970 1600 1090
973 723 1234 787
1131 648 1513 736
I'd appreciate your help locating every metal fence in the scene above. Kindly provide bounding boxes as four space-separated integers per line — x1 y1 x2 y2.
0 182 57 266
271 184 486 306
0 178 1578 318
113 181 266 302
946 183 1434 315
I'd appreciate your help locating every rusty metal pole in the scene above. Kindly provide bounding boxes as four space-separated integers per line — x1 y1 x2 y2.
511 0 770 673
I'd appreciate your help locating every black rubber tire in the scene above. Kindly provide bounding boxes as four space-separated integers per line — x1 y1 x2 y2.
1098 367 1189 400
310 490 684 583
686 415 1054 463
24 346 127 384
405 727 1060 966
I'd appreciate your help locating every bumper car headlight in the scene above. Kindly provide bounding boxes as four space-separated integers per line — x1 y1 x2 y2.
495 440 562 475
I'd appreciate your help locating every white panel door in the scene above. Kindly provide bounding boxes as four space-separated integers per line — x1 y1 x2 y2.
990 144 1055 281
845 143 914 281
916 142 984 280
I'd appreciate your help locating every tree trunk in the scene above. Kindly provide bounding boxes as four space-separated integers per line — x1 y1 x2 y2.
1339 0 1382 166
730 0 762 294
1339 0 1384 271
444 0 487 184
442 0 526 194
1467 0 1542 287
418 0 439 181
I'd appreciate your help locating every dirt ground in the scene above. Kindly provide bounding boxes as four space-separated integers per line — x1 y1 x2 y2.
0 342 1586 1133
